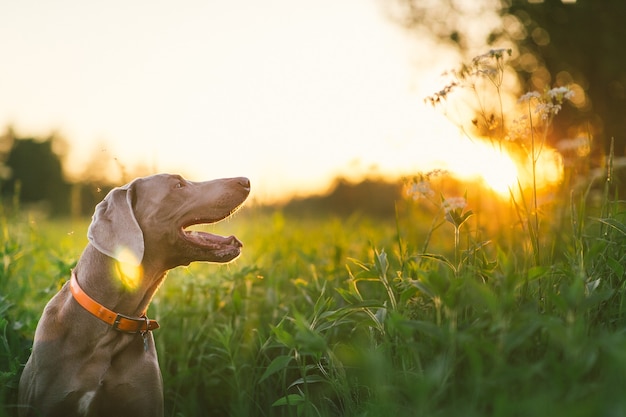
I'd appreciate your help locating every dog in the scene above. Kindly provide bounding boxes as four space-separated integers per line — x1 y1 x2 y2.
18 173 250 417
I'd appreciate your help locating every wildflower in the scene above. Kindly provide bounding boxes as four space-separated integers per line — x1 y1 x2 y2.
470 49 511 69
518 91 541 103
425 49 512 107
547 86 575 101
535 102 562 120
442 195 473 229
481 48 512 60
518 86 574 120
424 82 459 107
442 196 467 213
408 180 435 200
406 170 445 201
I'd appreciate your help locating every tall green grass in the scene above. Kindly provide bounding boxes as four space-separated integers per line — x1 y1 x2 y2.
2 179 626 417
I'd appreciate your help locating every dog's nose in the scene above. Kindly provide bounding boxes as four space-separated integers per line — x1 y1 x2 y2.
237 177 251 190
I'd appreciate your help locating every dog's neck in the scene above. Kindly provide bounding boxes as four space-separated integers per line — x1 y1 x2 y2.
73 244 168 318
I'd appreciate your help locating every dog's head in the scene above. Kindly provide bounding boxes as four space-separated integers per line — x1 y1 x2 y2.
88 174 250 269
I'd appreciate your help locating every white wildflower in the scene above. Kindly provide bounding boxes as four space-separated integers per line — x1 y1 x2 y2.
409 181 435 200
519 86 574 120
518 91 541 103
442 197 467 213
535 102 562 119
547 86 574 101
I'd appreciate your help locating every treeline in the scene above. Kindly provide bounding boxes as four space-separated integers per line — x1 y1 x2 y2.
0 129 115 217
281 177 404 218
0 129 412 219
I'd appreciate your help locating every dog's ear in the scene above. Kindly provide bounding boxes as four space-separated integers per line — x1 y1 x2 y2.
87 181 144 266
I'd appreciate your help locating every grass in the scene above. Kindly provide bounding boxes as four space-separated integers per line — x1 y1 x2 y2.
4 51 626 416
2 177 626 417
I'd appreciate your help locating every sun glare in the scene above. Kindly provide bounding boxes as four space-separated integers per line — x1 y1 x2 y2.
481 161 518 195
477 149 519 195
443 138 565 197
445 140 519 196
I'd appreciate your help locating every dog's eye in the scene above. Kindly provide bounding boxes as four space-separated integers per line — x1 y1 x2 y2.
174 182 185 189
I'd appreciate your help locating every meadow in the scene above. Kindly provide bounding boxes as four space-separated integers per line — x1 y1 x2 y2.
4 51 626 416
2 167 626 417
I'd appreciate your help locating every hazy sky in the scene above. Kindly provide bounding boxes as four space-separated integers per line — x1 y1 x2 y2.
1 0 511 202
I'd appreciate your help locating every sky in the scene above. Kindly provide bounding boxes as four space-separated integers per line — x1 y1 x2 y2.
0 0 512 203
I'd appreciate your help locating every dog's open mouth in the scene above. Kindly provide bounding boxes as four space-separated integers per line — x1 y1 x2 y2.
182 229 242 249
180 218 243 262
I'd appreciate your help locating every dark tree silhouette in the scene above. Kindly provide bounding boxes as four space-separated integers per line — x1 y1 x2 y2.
1 132 71 215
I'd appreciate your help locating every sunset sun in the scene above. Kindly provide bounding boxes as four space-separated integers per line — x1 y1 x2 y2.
439 139 519 196
437 136 564 198
474 145 519 195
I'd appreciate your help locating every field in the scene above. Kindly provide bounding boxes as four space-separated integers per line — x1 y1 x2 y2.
2 167 626 417
3 52 626 417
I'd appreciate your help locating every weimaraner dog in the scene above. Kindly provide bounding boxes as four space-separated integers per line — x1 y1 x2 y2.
18 173 250 417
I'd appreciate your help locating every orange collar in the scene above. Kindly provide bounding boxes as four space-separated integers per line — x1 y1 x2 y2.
70 271 159 334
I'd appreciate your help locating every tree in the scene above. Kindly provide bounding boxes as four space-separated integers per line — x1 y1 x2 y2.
390 0 626 159
0 130 71 215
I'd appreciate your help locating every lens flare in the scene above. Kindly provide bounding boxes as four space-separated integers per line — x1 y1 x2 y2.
113 247 143 290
